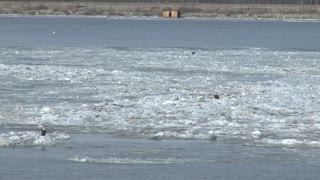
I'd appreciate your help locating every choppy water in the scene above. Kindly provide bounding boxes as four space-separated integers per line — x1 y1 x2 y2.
1 15 320 179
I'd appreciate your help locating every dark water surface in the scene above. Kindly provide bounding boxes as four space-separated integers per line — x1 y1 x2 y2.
0 16 319 49
1 134 320 180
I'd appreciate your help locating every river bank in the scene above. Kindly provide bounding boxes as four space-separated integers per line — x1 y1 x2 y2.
0 1 320 19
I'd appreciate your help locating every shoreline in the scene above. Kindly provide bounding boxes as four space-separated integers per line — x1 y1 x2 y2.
0 1 320 20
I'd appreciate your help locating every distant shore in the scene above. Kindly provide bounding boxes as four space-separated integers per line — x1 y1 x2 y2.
0 1 320 19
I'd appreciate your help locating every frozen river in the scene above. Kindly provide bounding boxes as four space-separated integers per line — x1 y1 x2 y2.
1 15 320 179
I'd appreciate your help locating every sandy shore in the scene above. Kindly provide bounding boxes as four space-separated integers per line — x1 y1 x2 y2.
0 1 320 19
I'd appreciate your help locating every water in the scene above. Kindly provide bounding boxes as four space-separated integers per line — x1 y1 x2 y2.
1 16 319 49
1 15 320 179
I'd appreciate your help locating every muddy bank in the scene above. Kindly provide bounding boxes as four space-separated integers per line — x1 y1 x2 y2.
0 1 320 19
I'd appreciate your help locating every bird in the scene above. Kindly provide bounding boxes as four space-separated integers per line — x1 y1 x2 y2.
41 128 47 136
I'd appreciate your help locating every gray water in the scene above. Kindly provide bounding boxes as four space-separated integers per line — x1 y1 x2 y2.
1 16 319 49
1 15 320 179
2 134 320 180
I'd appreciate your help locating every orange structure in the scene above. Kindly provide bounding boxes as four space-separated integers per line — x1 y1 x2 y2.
171 10 180 18
162 11 171 18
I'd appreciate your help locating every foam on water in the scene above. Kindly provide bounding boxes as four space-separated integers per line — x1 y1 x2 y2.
68 155 194 164
1 47 320 147
253 138 320 147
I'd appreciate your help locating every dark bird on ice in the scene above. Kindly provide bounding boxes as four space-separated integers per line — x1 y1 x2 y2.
41 128 47 136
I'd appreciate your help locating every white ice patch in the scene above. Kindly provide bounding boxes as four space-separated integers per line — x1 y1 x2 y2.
1 48 320 147
253 138 320 147
68 155 194 164
0 131 70 147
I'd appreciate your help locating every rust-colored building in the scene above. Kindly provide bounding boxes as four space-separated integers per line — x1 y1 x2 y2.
162 10 180 18
171 10 180 18
162 11 171 18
